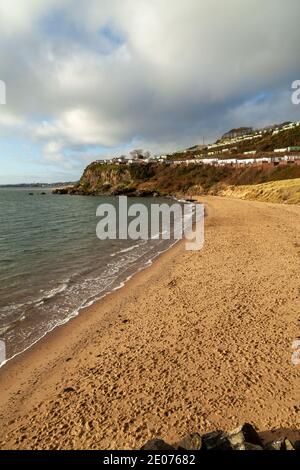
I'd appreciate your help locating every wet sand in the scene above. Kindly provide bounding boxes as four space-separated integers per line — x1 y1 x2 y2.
0 196 299 449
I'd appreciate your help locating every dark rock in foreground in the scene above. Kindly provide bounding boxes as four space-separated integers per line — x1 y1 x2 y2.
227 423 262 448
141 439 175 451
177 433 202 450
141 423 298 451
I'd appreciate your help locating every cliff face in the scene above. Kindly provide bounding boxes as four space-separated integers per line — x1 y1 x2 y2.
53 161 300 198
60 162 159 196
81 164 133 192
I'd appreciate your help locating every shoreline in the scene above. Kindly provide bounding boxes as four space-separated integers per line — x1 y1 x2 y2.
0 235 184 375
0 192 195 370
0 234 195 451
0 196 299 449
0 237 181 371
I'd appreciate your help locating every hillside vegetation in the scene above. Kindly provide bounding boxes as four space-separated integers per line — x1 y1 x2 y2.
219 178 300 204
64 162 300 203
170 124 300 159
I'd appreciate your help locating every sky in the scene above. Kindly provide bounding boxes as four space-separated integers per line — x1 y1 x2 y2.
0 0 300 184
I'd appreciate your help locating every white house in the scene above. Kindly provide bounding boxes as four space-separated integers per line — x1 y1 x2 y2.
219 158 237 165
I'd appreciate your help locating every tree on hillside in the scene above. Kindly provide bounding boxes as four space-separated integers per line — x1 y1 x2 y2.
130 149 143 160
130 149 151 160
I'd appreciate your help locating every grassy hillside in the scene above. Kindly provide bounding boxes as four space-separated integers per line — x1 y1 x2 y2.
219 178 300 204
170 125 300 159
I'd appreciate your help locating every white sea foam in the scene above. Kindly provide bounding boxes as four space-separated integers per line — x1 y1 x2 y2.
0 192 185 368
0 237 179 369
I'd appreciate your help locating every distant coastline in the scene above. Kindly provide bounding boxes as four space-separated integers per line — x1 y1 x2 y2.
0 182 77 188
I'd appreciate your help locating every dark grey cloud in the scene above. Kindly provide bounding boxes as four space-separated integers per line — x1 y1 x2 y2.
0 0 300 172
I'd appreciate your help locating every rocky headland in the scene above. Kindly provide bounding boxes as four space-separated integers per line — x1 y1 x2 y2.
53 161 300 203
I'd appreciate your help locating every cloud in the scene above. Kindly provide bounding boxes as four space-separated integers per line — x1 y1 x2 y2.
0 0 61 36
0 110 22 127
0 0 300 180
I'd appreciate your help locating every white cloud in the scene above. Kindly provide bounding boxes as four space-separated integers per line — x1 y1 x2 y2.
0 0 61 36
0 110 22 127
0 0 300 176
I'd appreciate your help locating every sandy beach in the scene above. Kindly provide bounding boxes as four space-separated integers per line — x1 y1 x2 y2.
0 196 299 449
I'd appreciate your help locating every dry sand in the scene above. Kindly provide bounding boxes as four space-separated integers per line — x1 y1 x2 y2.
0 196 299 449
